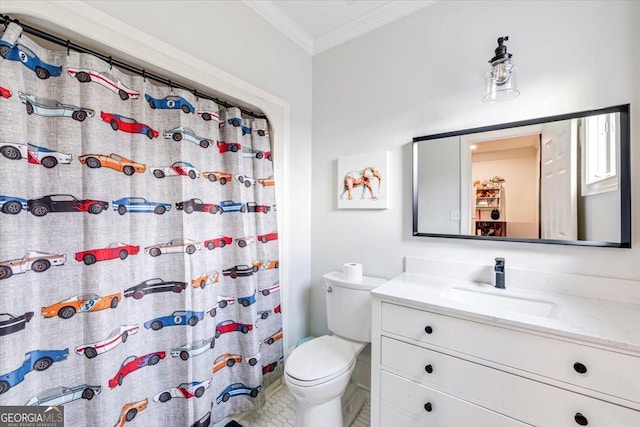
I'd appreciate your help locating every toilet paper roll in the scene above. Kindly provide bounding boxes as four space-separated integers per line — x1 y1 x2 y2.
343 263 363 282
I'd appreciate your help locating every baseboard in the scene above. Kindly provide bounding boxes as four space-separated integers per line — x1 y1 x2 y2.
265 377 285 399
342 386 368 427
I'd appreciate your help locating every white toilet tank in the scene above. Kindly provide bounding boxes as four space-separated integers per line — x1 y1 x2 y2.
323 271 387 342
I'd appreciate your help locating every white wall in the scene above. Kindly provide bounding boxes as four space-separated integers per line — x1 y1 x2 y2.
311 0 639 336
581 191 621 242
417 136 461 234
3 0 313 349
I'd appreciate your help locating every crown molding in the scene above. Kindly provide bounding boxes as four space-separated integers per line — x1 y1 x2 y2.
243 0 437 56
242 0 314 55
313 1 438 55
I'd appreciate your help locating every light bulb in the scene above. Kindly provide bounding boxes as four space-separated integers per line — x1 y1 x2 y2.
494 62 510 85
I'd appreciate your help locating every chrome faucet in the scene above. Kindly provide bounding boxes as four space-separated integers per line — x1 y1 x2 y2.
494 257 505 289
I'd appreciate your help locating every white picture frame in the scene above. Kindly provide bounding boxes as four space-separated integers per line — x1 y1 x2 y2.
337 150 389 209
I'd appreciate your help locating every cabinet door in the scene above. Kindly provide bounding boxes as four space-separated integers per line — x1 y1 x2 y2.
381 371 530 427
382 337 640 427
381 302 640 405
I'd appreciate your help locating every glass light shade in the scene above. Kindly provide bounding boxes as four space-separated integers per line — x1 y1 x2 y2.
483 61 519 103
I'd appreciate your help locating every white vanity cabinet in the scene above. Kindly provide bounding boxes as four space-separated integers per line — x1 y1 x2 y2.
371 300 640 427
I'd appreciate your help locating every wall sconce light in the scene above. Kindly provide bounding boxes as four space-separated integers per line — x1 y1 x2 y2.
483 36 520 103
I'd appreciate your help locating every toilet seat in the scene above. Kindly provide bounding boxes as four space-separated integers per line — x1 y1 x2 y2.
285 335 355 387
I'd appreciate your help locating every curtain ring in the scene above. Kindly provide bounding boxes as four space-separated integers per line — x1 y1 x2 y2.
66 40 70 56
192 89 198 101
142 69 146 82
168 80 172 92
108 56 112 70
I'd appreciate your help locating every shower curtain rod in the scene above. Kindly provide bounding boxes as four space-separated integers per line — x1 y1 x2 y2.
0 13 266 119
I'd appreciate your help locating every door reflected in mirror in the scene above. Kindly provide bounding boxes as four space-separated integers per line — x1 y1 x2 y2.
413 104 630 247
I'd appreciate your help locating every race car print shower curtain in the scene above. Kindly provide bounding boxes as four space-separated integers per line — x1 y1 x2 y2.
0 22 283 426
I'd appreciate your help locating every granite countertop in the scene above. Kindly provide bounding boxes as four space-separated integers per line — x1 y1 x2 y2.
372 272 640 354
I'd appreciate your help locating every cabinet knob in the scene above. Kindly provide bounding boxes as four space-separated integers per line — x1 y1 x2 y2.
573 362 588 374
574 413 588 426
424 364 433 374
424 402 433 412
424 326 433 334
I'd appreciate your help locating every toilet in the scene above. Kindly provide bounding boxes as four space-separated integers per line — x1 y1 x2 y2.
284 271 386 427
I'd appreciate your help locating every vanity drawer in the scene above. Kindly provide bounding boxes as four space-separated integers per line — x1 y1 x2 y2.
381 302 640 404
381 336 640 426
380 370 529 427
381 402 432 427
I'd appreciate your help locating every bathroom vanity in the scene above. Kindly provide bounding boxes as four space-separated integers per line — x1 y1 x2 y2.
370 257 640 426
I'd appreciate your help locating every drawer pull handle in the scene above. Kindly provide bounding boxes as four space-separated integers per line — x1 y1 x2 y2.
425 364 433 374
573 362 588 374
424 402 433 412
574 413 588 426
424 326 433 334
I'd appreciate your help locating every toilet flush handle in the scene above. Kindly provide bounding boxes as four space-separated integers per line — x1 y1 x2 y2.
324 285 333 293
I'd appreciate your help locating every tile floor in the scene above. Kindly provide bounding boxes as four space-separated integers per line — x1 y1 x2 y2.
233 384 370 427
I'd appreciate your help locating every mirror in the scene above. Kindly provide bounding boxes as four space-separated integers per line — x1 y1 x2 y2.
413 104 630 248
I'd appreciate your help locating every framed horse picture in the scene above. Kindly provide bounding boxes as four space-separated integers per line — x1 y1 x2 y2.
337 150 389 209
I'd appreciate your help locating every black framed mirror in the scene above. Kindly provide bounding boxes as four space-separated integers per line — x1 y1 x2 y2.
412 104 630 248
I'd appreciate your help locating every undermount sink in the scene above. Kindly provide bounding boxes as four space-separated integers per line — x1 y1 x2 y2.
440 285 557 317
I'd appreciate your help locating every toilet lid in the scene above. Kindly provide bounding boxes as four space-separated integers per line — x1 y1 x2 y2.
285 335 354 382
